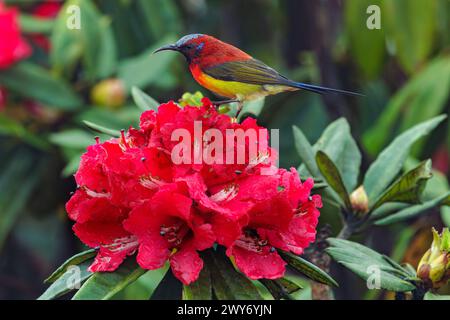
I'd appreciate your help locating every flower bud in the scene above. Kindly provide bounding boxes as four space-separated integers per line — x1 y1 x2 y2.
178 91 204 107
350 185 369 215
90 78 126 109
417 228 450 288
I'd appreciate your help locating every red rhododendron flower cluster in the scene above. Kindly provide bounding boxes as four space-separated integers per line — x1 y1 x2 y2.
66 98 321 284
0 1 31 69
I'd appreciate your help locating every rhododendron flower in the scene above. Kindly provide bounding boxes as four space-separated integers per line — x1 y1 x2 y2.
67 98 321 284
0 1 31 69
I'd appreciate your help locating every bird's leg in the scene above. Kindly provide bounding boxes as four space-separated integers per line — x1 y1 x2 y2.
234 101 244 119
210 99 240 106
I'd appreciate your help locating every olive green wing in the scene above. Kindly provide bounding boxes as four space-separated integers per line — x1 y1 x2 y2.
203 59 291 86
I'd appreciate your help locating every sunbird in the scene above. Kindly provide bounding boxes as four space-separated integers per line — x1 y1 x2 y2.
154 34 361 114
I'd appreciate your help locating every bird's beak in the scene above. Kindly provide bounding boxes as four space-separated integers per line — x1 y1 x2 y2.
153 44 179 54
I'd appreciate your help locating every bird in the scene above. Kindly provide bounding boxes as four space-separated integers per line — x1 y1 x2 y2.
154 34 361 115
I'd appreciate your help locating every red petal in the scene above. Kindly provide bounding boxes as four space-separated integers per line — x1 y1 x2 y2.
170 244 203 285
228 245 286 280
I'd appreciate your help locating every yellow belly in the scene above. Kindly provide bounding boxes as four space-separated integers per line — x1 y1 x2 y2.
196 72 295 101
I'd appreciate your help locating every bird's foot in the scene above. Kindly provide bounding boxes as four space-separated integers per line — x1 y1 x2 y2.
210 99 240 107
234 102 244 119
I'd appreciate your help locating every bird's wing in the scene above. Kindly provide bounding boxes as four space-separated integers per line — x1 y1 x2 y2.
203 59 290 86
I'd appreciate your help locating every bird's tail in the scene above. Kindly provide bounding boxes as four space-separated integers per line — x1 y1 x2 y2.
286 81 363 97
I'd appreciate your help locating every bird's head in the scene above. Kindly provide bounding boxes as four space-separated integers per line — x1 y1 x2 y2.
153 34 251 67
154 34 209 63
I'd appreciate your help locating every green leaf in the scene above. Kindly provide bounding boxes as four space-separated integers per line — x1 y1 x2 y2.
371 160 433 210
370 202 410 220
344 0 385 78
278 251 338 287
136 0 181 38
442 207 450 228
118 36 177 91
150 268 182 300
0 115 50 150
44 249 96 283
297 118 361 193
0 152 45 250
19 14 54 34
326 238 416 292
51 0 104 80
259 278 302 300
363 57 450 155
206 250 262 300
0 62 82 110
238 98 265 121
424 292 450 300
182 262 212 300
72 258 146 300
375 191 450 225
48 129 97 149
293 125 320 177
314 118 361 193
363 115 446 203
316 151 351 209
83 120 120 137
131 86 159 111
95 17 117 78
39 260 93 300
384 0 437 74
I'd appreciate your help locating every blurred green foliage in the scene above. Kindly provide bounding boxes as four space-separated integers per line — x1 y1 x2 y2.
0 0 449 299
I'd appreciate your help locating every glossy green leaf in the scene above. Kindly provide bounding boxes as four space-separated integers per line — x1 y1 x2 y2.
206 250 262 300
313 118 361 193
278 251 338 287
72 258 146 300
45 249 96 283
326 238 415 292
83 120 120 137
182 262 212 300
375 191 450 225
131 86 159 111
316 151 351 209
297 118 361 193
293 125 320 177
0 62 82 110
371 160 433 210
39 260 93 300
259 277 302 300
363 115 446 203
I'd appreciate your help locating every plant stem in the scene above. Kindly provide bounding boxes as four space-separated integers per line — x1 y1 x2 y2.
337 223 353 239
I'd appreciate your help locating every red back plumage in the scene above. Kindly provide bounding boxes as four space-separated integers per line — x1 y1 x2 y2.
188 35 252 68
